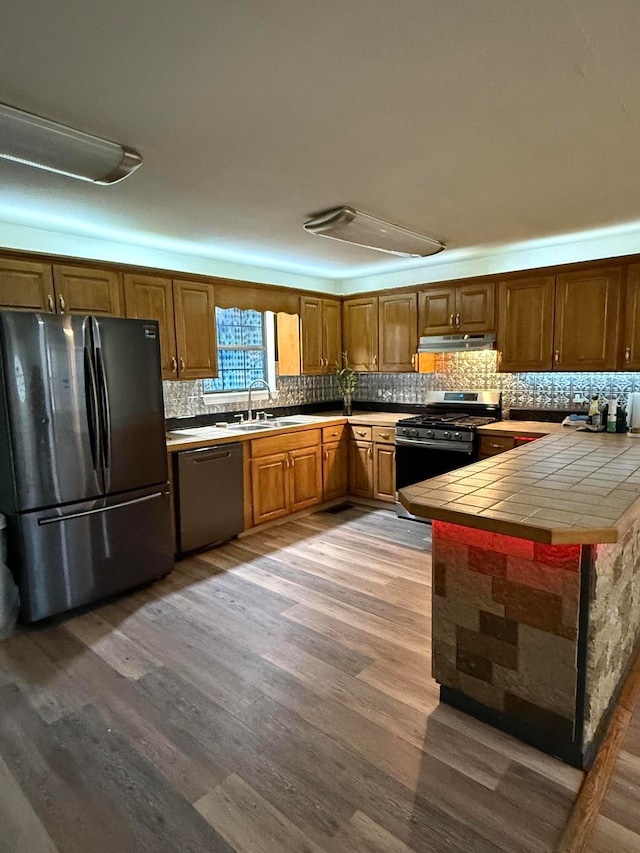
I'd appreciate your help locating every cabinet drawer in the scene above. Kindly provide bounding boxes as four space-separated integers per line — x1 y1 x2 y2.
479 435 516 457
350 425 373 442
372 426 396 444
251 428 321 458
322 424 347 444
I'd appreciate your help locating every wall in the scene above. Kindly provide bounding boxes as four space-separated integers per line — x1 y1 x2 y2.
585 521 640 747
163 374 338 419
354 351 640 416
165 350 640 419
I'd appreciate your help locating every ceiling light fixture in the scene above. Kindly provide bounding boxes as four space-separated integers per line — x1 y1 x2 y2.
303 206 444 258
0 102 142 185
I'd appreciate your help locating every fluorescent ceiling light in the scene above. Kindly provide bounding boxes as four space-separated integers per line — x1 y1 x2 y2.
303 206 444 258
0 102 142 185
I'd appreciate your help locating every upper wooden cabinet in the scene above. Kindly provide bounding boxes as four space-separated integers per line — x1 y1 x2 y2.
419 286 457 334
52 265 124 316
419 280 495 335
623 265 640 370
554 268 621 371
173 280 218 380
0 258 54 311
378 293 418 372
124 274 177 380
342 297 379 371
300 297 342 374
498 276 555 372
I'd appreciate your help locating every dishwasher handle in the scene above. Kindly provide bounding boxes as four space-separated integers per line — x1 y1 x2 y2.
191 449 233 463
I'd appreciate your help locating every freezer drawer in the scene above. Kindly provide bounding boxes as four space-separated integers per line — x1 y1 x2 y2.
177 443 244 553
15 487 174 622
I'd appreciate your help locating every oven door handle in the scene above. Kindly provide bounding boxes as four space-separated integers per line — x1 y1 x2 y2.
395 437 473 453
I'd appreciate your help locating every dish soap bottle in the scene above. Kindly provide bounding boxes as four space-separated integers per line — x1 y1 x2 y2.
588 395 601 429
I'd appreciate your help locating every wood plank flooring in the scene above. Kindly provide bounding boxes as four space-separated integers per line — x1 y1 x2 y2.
0 506 584 852
587 695 640 852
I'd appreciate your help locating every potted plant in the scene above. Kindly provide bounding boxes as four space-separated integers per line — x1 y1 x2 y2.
334 353 359 416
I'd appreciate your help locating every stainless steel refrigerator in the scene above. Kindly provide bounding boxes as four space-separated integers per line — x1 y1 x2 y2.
0 311 174 622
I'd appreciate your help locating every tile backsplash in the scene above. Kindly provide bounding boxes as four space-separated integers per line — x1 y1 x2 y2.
164 352 640 419
163 374 339 419
355 352 640 416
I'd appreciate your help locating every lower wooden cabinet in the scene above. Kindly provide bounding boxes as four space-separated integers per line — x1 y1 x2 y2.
323 440 349 501
373 443 396 502
250 429 322 526
349 440 374 498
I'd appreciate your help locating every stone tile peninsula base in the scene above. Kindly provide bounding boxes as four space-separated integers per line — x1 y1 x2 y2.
431 519 640 770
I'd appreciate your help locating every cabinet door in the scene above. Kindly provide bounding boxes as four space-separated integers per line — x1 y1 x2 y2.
622 265 640 370
300 296 323 374
554 268 621 371
342 298 378 371
52 265 123 316
173 280 218 379
322 299 342 372
497 276 555 372
373 443 396 503
418 287 457 335
289 445 323 512
348 440 373 498
378 292 418 372
0 258 54 312
323 440 348 502
251 452 289 525
124 274 177 380
457 281 495 332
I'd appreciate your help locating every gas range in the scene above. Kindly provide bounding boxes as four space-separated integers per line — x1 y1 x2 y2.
395 392 501 451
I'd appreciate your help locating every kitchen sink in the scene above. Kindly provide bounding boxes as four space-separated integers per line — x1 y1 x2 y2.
231 422 276 431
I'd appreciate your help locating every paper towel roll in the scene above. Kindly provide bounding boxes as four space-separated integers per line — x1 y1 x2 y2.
627 392 640 433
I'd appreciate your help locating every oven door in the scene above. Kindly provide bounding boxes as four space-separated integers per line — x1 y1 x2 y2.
395 437 475 521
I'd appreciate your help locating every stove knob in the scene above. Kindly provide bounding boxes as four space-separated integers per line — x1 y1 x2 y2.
443 431 451 439
426 429 434 438
410 429 419 437
454 432 462 440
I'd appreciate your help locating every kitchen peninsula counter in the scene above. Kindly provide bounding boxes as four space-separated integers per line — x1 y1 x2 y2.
401 429 640 769
400 431 640 545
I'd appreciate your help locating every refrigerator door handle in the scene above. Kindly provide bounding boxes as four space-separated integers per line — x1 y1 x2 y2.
37 491 166 525
92 319 112 489
82 330 101 474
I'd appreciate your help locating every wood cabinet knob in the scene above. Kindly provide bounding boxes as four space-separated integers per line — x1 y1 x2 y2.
554 350 560 363
625 347 631 362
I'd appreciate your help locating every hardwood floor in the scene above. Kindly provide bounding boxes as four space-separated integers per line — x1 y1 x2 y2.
0 506 583 852
587 695 640 852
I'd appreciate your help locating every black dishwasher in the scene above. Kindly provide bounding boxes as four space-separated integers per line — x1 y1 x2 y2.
176 443 244 553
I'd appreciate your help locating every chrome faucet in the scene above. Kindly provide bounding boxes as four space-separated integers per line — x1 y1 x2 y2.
247 378 273 421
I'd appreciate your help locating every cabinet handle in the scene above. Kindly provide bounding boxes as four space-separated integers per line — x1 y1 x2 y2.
330 431 339 436
284 457 289 469
171 357 178 374
489 443 503 449
179 357 186 372
290 455 295 467
47 294 55 313
625 347 631 362
456 313 460 327
554 350 560 363
411 353 417 371
368 446 372 458
373 354 377 368
379 433 390 439
356 430 367 437
323 449 328 461
58 294 66 313
449 313 454 327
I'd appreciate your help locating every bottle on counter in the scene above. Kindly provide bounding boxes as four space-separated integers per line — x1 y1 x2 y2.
607 398 618 433
617 405 628 433
588 395 601 430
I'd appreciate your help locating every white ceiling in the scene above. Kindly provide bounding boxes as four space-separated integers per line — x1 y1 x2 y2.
2 0 640 285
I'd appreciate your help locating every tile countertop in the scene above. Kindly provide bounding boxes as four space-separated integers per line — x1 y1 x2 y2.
477 420 567 437
165 411 408 452
399 431 640 545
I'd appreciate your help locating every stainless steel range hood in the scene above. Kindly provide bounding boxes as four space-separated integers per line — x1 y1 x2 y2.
418 333 496 353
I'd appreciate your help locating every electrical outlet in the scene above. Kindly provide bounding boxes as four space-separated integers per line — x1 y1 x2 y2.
573 393 585 404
